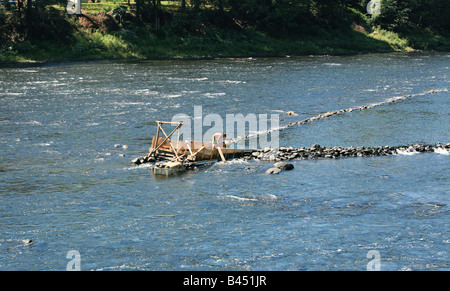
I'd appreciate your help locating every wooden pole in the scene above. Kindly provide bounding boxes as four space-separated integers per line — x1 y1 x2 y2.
148 122 183 158
188 146 205 160
157 123 183 161
218 147 226 163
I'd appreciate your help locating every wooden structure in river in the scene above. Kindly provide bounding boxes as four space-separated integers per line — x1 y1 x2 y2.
148 121 249 176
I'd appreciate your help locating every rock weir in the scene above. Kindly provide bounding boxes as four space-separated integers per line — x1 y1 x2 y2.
133 143 449 165
246 143 450 162
132 89 449 166
224 88 449 147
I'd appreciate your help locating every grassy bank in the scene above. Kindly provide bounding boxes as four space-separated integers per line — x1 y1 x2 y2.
0 23 407 63
1 3 449 64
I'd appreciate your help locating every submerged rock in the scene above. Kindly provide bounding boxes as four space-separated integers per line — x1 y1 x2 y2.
21 239 34 246
311 144 321 150
131 157 145 165
274 161 294 171
274 161 286 169
252 151 260 158
266 168 282 174
283 163 295 171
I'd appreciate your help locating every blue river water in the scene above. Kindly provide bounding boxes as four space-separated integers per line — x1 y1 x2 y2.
0 52 449 270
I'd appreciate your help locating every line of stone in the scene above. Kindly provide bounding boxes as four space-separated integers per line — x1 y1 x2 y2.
225 88 449 146
248 143 450 162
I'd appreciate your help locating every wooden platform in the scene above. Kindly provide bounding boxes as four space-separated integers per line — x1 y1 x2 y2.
144 121 251 176
149 136 249 162
153 160 219 176
153 161 186 176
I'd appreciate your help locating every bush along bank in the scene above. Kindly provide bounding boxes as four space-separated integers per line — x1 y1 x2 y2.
1 1 449 64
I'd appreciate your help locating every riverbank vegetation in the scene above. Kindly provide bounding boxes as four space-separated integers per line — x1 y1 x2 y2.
1 0 449 63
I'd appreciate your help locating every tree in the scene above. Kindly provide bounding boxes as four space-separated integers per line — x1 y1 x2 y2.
25 0 32 39
192 0 201 11
312 0 348 29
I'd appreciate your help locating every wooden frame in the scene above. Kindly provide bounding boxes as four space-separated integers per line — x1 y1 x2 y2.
148 121 184 161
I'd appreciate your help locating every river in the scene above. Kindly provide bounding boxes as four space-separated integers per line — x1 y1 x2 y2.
0 52 449 270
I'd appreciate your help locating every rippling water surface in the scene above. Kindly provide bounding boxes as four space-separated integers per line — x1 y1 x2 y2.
0 53 449 270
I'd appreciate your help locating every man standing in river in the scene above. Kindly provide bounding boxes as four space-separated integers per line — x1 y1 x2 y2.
211 133 226 149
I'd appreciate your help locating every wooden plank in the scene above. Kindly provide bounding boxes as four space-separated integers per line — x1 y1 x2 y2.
218 147 226 163
156 121 184 125
189 146 205 160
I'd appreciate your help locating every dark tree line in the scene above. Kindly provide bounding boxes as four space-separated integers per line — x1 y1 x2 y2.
2 0 449 43
1 0 75 42
135 0 450 36
373 0 450 33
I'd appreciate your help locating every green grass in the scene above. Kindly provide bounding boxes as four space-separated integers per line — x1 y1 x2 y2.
82 2 135 14
403 31 450 51
369 29 410 51
80 1 181 14
1 27 399 63
368 28 450 52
